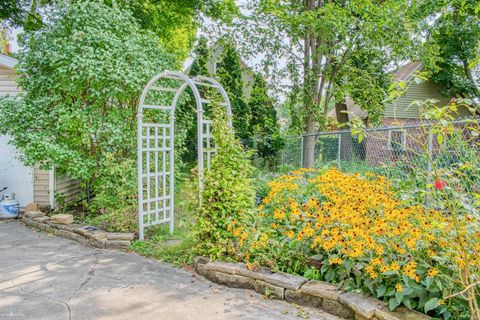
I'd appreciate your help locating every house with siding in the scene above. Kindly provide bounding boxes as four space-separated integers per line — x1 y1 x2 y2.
327 61 476 164
0 53 81 209
329 61 474 124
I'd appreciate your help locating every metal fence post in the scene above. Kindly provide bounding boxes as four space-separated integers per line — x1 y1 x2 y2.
426 133 433 209
337 133 342 170
300 135 304 168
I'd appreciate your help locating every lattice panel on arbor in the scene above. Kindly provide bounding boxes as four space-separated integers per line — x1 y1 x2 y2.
137 71 232 240
140 123 174 228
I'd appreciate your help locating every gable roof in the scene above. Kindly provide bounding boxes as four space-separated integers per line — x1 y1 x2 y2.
0 53 18 69
393 61 423 82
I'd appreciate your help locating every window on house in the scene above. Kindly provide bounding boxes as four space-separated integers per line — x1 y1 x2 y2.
388 130 406 152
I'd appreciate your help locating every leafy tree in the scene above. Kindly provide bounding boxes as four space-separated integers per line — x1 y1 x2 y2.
421 0 480 102
224 0 419 167
113 0 239 62
1 0 238 62
0 1 174 213
0 0 49 31
216 39 252 148
248 74 283 166
189 36 210 77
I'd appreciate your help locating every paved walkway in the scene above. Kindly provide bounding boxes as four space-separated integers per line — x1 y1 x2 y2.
0 221 341 320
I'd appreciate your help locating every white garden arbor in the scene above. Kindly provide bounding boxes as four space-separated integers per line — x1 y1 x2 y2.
137 71 232 240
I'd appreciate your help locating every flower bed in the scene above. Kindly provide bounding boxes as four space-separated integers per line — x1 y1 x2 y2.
232 168 479 319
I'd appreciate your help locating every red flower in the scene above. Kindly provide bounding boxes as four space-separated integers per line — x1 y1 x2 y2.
434 178 446 190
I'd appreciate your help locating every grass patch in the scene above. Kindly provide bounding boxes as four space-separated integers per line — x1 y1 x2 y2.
130 222 195 266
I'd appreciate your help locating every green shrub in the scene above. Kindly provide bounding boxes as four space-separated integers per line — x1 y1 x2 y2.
193 102 256 259
85 208 137 233
0 0 174 221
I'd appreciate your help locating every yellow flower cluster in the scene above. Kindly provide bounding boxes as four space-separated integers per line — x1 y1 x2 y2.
254 168 479 287
235 167 480 317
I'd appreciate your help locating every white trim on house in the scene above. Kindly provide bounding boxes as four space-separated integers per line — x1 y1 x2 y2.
48 168 55 209
0 53 18 69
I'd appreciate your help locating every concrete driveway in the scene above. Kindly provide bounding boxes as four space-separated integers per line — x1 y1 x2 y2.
0 221 341 320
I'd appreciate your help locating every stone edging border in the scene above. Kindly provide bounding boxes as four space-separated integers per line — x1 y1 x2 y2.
21 211 134 251
193 257 430 320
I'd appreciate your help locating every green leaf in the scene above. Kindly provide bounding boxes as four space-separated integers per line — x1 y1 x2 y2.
395 291 404 304
424 298 440 313
388 297 402 311
402 296 412 310
437 133 444 145
376 285 387 298
344 260 352 274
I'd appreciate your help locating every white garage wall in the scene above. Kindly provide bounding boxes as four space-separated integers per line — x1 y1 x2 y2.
0 135 34 206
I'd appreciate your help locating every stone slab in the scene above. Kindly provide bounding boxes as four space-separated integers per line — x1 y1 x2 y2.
375 306 431 320
86 230 108 240
24 211 45 218
89 238 107 249
236 264 273 281
32 216 50 223
193 256 209 265
254 280 285 300
301 280 344 301
339 292 385 319
195 262 207 275
205 261 238 275
72 226 91 236
322 298 355 319
106 232 135 241
106 240 131 248
54 223 75 232
204 270 255 290
25 203 40 211
262 271 307 290
50 214 74 225
285 289 322 308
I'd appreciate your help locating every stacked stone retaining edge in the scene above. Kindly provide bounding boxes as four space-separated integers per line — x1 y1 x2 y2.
21 212 134 251
193 257 431 320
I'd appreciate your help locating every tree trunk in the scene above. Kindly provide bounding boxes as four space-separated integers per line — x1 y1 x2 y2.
303 114 316 168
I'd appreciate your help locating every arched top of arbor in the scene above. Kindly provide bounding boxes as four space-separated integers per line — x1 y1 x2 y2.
137 71 232 240
137 70 232 126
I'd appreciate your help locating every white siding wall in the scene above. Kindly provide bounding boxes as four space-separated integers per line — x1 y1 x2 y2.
1 63 82 209
0 65 35 207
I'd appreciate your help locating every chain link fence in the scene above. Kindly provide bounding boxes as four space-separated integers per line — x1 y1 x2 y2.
298 118 480 199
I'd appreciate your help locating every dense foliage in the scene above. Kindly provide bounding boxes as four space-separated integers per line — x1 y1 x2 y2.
421 0 480 100
248 74 284 167
0 0 174 218
113 0 238 62
193 103 256 259
216 38 251 147
215 38 284 165
0 0 50 31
